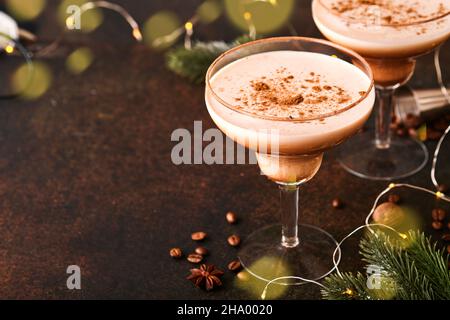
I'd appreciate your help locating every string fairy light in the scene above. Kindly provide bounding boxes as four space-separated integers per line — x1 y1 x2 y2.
431 46 450 191
66 1 142 41
0 32 34 100
261 183 450 299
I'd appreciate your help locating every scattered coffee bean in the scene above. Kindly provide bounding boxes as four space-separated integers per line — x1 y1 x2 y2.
447 245 450 254
228 259 242 272
438 184 448 194
432 118 449 131
407 128 417 138
332 198 343 209
169 247 183 258
187 253 203 263
404 114 422 129
448 222 450 230
441 234 450 242
195 246 208 256
427 128 443 141
227 234 241 247
388 194 400 204
432 221 443 230
396 127 407 137
432 208 446 221
226 211 237 224
191 231 207 241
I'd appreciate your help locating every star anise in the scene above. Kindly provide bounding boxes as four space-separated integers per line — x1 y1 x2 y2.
187 264 224 291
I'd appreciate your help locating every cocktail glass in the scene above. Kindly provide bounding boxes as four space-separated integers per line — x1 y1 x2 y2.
205 37 375 283
313 0 450 180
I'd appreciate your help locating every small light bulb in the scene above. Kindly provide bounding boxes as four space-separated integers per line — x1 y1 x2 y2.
5 45 14 54
344 288 353 295
399 233 407 239
185 21 193 31
436 191 444 199
389 183 396 189
132 28 143 41
244 11 252 21
66 16 75 29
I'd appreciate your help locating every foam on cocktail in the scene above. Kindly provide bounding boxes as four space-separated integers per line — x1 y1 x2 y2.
205 51 374 182
312 0 450 59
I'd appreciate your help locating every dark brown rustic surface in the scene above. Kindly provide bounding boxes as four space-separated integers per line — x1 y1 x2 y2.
0 0 449 299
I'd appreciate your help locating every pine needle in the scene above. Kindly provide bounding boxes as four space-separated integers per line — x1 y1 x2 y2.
165 35 257 84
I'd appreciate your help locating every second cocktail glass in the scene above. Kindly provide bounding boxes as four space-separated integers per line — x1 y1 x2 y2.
313 0 450 180
205 37 375 283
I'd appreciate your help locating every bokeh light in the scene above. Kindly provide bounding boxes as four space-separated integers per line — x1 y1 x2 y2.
6 0 46 21
224 0 294 34
197 0 223 24
143 11 181 50
12 62 52 100
234 256 289 299
59 0 104 33
66 47 94 74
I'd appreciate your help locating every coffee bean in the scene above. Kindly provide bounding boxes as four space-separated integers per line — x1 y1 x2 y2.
227 234 241 247
432 208 446 221
447 245 450 255
228 259 242 272
396 127 407 137
432 118 449 131
438 184 448 194
441 234 450 242
191 231 207 241
408 128 417 138
195 246 208 256
432 221 443 230
332 198 343 209
169 247 182 258
427 129 443 141
404 114 422 129
226 211 237 224
187 253 203 263
388 194 400 204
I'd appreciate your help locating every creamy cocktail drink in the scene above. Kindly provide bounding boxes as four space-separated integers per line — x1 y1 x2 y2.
312 0 450 180
313 0 450 86
205 37 375 283
206 50 374 183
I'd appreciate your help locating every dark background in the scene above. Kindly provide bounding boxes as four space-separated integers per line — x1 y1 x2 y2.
0 0 449 299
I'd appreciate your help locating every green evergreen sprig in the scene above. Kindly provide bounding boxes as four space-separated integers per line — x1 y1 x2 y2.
165 35 256 84
321 230 450 300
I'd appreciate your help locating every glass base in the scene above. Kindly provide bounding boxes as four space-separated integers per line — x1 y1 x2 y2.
238 224 340 285
337 131 428 181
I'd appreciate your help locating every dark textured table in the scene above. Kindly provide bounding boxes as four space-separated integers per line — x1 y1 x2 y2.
0 0 449 299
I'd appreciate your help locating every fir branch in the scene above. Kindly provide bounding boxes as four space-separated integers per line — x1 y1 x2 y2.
165 36 257 84
321 272 371 300
321 230 450 300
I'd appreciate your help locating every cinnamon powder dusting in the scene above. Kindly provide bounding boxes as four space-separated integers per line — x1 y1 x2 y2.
232 68 357 120
328 0 449 29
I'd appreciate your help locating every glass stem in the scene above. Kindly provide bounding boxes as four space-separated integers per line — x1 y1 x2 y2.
375 87 395 149
279 184 300 248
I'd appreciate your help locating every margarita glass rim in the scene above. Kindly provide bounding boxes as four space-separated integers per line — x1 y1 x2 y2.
316 0 450 27
205 36 374 123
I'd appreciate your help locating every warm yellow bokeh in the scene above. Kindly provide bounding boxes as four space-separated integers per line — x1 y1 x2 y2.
225 0 294 34
6 0 46 21
234 256 289 299
143 11 181 50
58 0 104 33
197 0 223 24
12 62 52 100
66 47 94 74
